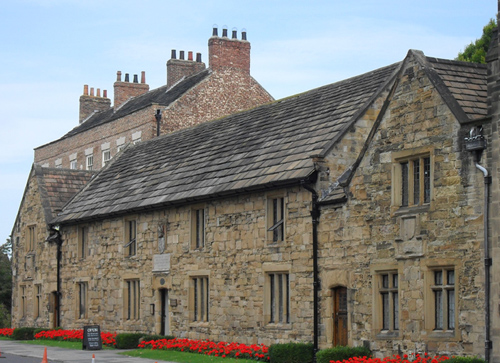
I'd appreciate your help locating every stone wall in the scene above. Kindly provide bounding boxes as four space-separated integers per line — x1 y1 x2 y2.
57 187 315 346
318 54 485 357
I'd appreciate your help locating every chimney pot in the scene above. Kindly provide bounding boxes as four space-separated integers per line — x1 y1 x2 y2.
241 28 247 41
90 87 94 96
83 84 89 96
125 73 130 82
171 49 177 59
116 71 122 82
133 74 138 83
141 71 146 84
188 51 193 61
222 26 228 37
97 88 101 97
212 25 218 36
103 90 107 98
196 52 202 62
180 51 185 60
232 27 237 39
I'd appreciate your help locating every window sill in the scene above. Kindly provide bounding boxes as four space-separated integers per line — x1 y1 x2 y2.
265 323 292 330
394 204 430 216
375 330 400 340
428 330 457 340
189 321 210 328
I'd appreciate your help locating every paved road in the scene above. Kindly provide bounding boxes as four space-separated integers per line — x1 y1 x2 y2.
0 340 174 363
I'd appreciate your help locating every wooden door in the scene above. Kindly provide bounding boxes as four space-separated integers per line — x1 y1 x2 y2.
333 287 348 346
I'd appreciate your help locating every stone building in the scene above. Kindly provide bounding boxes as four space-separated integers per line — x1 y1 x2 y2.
11 18 500 363
33 27 273 170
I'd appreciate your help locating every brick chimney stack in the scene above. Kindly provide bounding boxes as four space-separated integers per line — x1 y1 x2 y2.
79 84 111 123
166 49 206 88
208 26 250 74
113 71 149 110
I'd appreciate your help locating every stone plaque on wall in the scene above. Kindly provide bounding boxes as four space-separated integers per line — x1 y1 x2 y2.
153 253 171 272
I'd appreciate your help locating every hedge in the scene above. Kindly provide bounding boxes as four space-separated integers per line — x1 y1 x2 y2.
269 342 314 363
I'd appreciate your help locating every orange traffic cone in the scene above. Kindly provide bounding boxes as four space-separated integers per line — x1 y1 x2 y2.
91 353 95 363
41 347 48 363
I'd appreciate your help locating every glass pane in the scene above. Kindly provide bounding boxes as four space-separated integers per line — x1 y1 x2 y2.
270 274 275 323
278 274 284 322
392 274 398 288
382 292 389 330
435 290 443 329
194 278 198 321
393 292 399 330
448 289 455 329
424 157 431 203
413 159 420 205
435 271 443 285
401 162 409 206
382 274 389 289
447 270 455 285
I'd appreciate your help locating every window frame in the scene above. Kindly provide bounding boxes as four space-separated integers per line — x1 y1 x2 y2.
102 149 111 166
125 279 141 320
78 226 89 259
34 284 42 319
20 285 27 318
190 276 209 322
379 272 399 332
266 195 285 243
70 159 77 170
86 154 94 171
77 282 88 320
267 272 290 324
190 206 205 249
124 219 137 256
391 148 433 214
431 268 456 331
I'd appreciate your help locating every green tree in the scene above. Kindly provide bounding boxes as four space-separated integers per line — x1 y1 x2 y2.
0 239 12 327
457 18 496 64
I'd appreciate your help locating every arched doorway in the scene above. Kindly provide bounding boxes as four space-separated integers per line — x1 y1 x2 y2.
332 286 348 346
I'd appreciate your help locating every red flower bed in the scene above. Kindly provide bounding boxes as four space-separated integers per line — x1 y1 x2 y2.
139 337 270 361
331 354 450 363
34 329 116 347
0 328 13 337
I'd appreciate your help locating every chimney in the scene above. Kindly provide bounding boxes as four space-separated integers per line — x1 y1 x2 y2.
166 48 206 88
79 84 111 123
113 70 149 110
208 26 250 74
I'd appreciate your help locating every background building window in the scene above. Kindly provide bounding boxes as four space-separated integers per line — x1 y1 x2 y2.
192 276 209 322
35 284 42 318
86 155 93 171
78 282 87 319
126 280 140 320
379 272 399 331
268 272 289 323
432 269 455 330
124 220 137 256
191 208 205 249
267 197 284 242
70 159 77 170
102 149 111 166
20 285 27 317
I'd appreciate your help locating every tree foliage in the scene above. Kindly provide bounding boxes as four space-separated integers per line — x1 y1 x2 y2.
457 18 496 64
0 239 12 327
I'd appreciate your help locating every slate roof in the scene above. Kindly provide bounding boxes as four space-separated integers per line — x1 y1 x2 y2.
53 62 401 224
37 69 211 146
34 165 94 224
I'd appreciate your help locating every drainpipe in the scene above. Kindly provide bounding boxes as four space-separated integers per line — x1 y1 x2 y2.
465 127 491 362
47 227 63 327
301 180 320 362
475 161 491 362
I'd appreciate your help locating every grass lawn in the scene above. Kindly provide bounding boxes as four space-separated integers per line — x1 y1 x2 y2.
121 349 259 363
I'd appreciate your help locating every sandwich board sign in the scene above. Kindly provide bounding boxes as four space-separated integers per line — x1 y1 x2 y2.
83 325 102 350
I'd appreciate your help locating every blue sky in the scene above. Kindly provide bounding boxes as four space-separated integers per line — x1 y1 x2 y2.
0 0 495 246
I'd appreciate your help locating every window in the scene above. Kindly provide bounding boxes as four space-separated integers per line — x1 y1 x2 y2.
117 145 126 153
379 272 399 331
78 282 87 319
125 280 140 320
124 220 137 256
70 159 77 170
191 276 209 322
20 285 27 317
78 226 89 259
86 155 94 171
267 272 289 324
26 225 36 252
102 149 111 166
191 208 205 249
432 269 455 330
267 197 284 242
35 284 42 318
